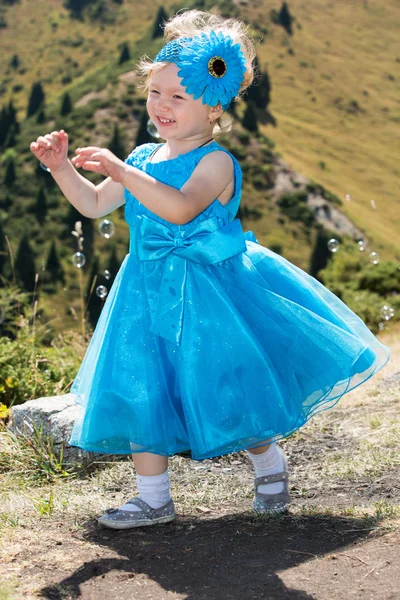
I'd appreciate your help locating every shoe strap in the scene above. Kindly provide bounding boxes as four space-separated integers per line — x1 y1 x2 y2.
126 497 156 516
254 471 288 489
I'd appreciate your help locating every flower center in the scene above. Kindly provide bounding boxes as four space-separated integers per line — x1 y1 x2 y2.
208 56 227 78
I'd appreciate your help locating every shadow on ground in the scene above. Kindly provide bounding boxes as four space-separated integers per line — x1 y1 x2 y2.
39 511 376 599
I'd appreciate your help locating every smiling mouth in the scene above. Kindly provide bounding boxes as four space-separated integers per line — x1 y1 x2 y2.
156 116 176 125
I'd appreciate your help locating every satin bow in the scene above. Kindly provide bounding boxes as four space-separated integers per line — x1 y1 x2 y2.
130 214 258 345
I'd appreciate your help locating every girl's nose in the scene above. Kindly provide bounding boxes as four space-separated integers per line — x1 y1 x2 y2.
155 96 171 111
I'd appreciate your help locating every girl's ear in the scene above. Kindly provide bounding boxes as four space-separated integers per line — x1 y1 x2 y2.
208 104 223 121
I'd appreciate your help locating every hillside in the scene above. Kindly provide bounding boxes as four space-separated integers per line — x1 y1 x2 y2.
0 0 399 334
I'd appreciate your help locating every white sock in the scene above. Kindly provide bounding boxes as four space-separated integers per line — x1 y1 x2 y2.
245 443 286 494
119 469 171 512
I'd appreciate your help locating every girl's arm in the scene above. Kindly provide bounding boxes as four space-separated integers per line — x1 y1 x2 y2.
72 147 234 225
51 161 126 219
31 131 127 218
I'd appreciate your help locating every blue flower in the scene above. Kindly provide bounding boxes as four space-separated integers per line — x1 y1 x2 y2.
175 31 246 110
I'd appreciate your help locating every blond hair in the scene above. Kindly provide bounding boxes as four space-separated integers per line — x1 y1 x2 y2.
136 9 257 135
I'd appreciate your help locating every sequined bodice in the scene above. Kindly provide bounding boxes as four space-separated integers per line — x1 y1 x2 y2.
123 141 242 232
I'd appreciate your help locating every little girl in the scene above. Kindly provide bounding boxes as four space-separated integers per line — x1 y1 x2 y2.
30 9 390 530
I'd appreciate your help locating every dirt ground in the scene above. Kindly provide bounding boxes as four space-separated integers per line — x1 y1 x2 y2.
1 325 399 599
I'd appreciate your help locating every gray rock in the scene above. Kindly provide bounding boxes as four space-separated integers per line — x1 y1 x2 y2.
8 393 109 466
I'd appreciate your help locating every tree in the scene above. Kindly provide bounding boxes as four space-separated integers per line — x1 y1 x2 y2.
107 243 121 287
151 6 168 39
36 108 46 124
9 53 20 69
279 1 294 35
309 226 333 280
4 157 16 187
61 92 73 116
245 58 271 110
0 106 8 147
26 81 45 118
118 42 130 65
85 254 103 327
0 220 6 277
135 111 153 147
242 102 258 132
0 100 19 148
35 186 48 225
43 240 65 292
109 123 126 160
15 234 36 292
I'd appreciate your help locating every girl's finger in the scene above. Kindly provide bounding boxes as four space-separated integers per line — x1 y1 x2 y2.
80 161 104 170
75 146 101 154
37 136 52 148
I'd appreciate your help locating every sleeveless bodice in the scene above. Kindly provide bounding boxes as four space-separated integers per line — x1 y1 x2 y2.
123 140 242 231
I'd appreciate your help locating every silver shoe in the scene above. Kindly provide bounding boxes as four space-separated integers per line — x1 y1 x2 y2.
97 497 176 530
252 450 290 514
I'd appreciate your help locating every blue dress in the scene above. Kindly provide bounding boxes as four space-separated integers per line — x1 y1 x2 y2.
68 140 390 460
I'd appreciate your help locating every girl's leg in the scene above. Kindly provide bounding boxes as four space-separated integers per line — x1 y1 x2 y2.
117 452 171 512
132 451 168 475
245 440 286 494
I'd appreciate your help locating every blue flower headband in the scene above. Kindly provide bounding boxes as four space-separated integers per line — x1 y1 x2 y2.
153 30 246 111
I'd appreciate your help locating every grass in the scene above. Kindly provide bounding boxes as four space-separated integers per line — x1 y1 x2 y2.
251 0 400 260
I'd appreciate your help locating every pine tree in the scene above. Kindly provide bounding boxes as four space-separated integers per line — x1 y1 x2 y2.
107 243 121 287
151 6 168 39
27 81 45 118
0 219 6 277
7 99 17 125
279 1 294 35
4 157 16 187
85 254 102 328
61 92 73 116
44 240 65 291
135 111 153 147
36 108 46 124
35 186 48 225
0 106 8 147
309 226 332 280
15 234 36 292
242 102 258 132
118 42 130 65
10 54 20 69
245 58 271 110
109 123 126 160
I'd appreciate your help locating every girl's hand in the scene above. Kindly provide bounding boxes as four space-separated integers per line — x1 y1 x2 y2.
30 130 69 172
71 147 126 183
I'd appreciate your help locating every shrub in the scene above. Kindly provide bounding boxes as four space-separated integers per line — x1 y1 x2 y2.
277 191 315 227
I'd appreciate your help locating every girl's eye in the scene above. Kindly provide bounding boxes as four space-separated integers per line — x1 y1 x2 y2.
174 95 183 99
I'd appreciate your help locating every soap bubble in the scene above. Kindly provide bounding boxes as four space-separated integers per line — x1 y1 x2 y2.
380 305 395 321
147 119 160 139
370 199 376 210
345 194 351 202
39 162 51 172
99 219 115 239
72 252 86 268
327 238 339 252
357 240 365 252
378 322 385 331
96 285 108 299
103 269 111 280
369 251 380 264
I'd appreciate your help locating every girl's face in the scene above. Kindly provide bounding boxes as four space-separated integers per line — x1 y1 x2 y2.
146 63 213 141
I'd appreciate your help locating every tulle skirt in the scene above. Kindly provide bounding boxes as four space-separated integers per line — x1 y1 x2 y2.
68 240 390 460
